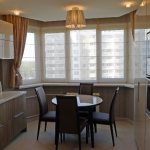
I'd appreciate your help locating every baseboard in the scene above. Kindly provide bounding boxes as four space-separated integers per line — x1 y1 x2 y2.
26 115 39 122
116 117 134 124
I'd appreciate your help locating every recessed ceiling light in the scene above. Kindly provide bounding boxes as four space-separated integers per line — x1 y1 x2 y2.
11 9 23 16
65 5 85 11
140 1 146 7
121 0 136 8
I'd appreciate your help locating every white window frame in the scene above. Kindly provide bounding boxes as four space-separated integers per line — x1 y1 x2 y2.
98 27 127 83
41 27 67 82
68 27 97 83
20 26 41 85
20 24 127 85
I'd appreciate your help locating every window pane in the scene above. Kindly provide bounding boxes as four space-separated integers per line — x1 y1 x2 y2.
70 30 96 80
20 33 36 80
135 29 148 77
44 33 65 79
101 30 124 78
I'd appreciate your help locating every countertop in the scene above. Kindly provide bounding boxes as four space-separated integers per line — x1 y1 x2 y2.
0 91 26 104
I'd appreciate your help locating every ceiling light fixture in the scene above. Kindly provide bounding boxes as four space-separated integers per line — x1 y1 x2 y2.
122 0 136 8
11 9 22 16
65 7 86 29
140 1 146 7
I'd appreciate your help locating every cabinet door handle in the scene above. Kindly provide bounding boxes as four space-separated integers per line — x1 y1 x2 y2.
138 82 140 102
0 123 4 128
13 112 24 118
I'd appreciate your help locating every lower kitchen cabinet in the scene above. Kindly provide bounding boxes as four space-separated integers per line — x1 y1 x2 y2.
134 80 147 150
0 91 27 149
0 120 13 149
145 113 150 150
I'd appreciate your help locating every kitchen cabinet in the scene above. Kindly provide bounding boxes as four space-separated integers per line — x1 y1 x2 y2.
134 80 146 150
0 91 27 149
145 113 150 150
0 20 14 59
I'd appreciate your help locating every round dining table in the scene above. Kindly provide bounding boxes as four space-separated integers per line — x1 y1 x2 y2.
51 94 103 148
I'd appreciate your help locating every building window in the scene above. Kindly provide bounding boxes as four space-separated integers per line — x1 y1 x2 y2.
135 29 149 77
20 32 36 80
44 33 66 80
70 29 96 81
20 26 126 84
101 30 124 79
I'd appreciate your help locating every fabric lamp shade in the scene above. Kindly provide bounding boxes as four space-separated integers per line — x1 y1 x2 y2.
66 7 86 28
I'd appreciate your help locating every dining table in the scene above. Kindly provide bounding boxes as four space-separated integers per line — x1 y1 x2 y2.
51 94 103 148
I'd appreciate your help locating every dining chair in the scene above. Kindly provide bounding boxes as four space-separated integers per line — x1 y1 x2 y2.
35 86 56 140
79 83 97 132
79 83 93 95
92 87 119 146
55 95 89 150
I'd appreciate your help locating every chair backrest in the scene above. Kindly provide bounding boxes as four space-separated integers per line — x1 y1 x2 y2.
56 95 79 134
109 87 119 122
35 86 48 117
79 83 93 95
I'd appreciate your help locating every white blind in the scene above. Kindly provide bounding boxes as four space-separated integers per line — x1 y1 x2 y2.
20 33 36 80
44 33 65 79
135 29 148 78
20 26 41 84
101 30 124 79
70 30 96 81
20 25 126 84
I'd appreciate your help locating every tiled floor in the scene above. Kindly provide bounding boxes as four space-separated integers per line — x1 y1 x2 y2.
4 120 137 150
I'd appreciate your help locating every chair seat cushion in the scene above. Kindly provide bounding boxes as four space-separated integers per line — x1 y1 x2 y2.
41 111 56 122
93 112 110 124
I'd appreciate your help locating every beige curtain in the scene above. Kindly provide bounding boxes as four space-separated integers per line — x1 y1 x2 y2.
130 10 136 40
3 15 28 88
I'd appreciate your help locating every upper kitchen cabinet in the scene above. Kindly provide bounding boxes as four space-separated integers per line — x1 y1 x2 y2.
0 20 14 59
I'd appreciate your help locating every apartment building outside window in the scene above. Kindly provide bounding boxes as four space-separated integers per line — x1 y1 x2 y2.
20 27 41 84
20 33 36 80
44 32 66 80
101 30 124 79
70 29 96 81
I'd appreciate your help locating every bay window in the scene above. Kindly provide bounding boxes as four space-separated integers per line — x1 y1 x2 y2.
20 25 126 84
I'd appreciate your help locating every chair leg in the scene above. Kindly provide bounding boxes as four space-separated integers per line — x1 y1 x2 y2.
110 124 115 146
78 133 81 150
55 131 59 150
86 125 89 144
45 122 47 131
94 123 97 133
63 133 65 141
60 133 63 143
37 120 41 140
114 121 117 137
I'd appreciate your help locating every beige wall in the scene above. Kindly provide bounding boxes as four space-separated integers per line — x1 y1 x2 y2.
21 85 134 121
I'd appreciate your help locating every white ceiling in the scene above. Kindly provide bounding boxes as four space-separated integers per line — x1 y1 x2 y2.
0 0 142 22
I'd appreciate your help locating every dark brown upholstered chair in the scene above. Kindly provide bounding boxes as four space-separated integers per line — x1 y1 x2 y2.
79 83 97 132
55 95 88 150
35 86 56 140
92 87 119 146
79 83 93 95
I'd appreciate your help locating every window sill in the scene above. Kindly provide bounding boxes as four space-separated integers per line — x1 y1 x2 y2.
19 82 134 89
